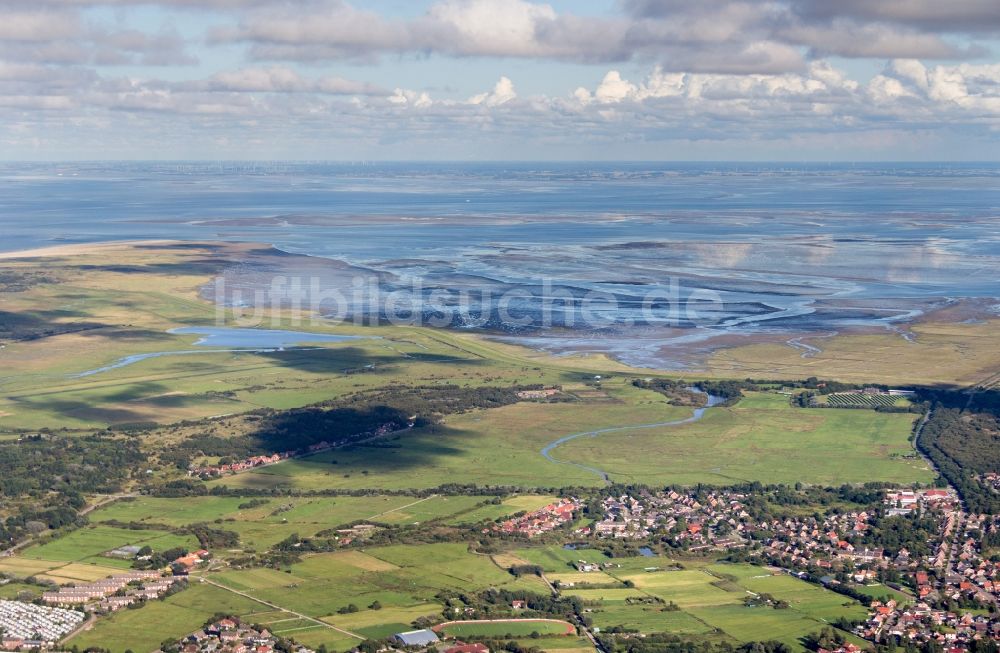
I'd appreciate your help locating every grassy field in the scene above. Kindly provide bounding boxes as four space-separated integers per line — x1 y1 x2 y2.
0 581 42 600
507 637 595 653
322 603 443 640
448 495 560 525
513 546 611 573
604 562 867 651
554 392 931 486
22 525 198 566
208 384 693 491
70 582 274 653
209 544 546 627
590 603 717 635
207 389 930 490
86 494 507 552
851 583 912 606
705 319 1000 386
437 619 575 637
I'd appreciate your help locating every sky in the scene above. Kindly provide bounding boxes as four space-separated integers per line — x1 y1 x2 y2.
2 0 1000 160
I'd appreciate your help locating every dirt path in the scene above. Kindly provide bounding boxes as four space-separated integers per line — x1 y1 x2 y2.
365 495 439 520
201 578 364 640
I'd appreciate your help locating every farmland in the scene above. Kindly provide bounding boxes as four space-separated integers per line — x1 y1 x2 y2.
819 393 907 408
599 561 865 650
70 582 274 652
496 546 869 652
22 525 198 566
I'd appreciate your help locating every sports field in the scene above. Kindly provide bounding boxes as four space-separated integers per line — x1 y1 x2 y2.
436 619 576 637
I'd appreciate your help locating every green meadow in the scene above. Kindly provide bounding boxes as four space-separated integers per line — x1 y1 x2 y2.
86 494 539 553
23 525 198 566
70 582 274 653
208 544 548 628
555 392 931 486
438 620 575 637
603 561 868 651
209 386 693 491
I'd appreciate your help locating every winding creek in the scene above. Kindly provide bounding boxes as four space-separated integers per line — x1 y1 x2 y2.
540 391 726 482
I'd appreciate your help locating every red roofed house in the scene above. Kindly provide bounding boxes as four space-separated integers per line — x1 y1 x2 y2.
445 644 490 653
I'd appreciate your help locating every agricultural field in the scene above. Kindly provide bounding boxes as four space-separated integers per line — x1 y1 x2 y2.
21 525 198 567
818 393 908 408
595 561 867 651
447 495 561 525
70 582 274 653
87 494 498 551
201 543 548 646
554 392 931 486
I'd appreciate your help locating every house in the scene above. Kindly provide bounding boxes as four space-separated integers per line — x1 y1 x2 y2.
445 644 490 653
394 630 440 647
511 600 527 610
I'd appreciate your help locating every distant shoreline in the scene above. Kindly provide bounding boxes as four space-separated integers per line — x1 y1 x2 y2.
0 239 180 260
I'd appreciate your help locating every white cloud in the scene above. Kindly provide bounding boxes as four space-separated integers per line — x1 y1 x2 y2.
204 66 384 95
468 76 516 106
388 88 433 108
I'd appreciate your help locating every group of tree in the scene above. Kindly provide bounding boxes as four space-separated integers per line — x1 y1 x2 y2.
0 434 144 547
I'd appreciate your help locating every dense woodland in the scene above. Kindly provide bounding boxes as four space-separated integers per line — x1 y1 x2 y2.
917 407 1000 514
0 435 143 546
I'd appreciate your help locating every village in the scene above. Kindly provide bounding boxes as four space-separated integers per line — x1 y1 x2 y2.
589 487 1000 650
163 617 314 653
589 490 751 550
491 498 583 538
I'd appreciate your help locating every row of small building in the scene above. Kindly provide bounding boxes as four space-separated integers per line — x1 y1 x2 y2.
41 570 180 612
